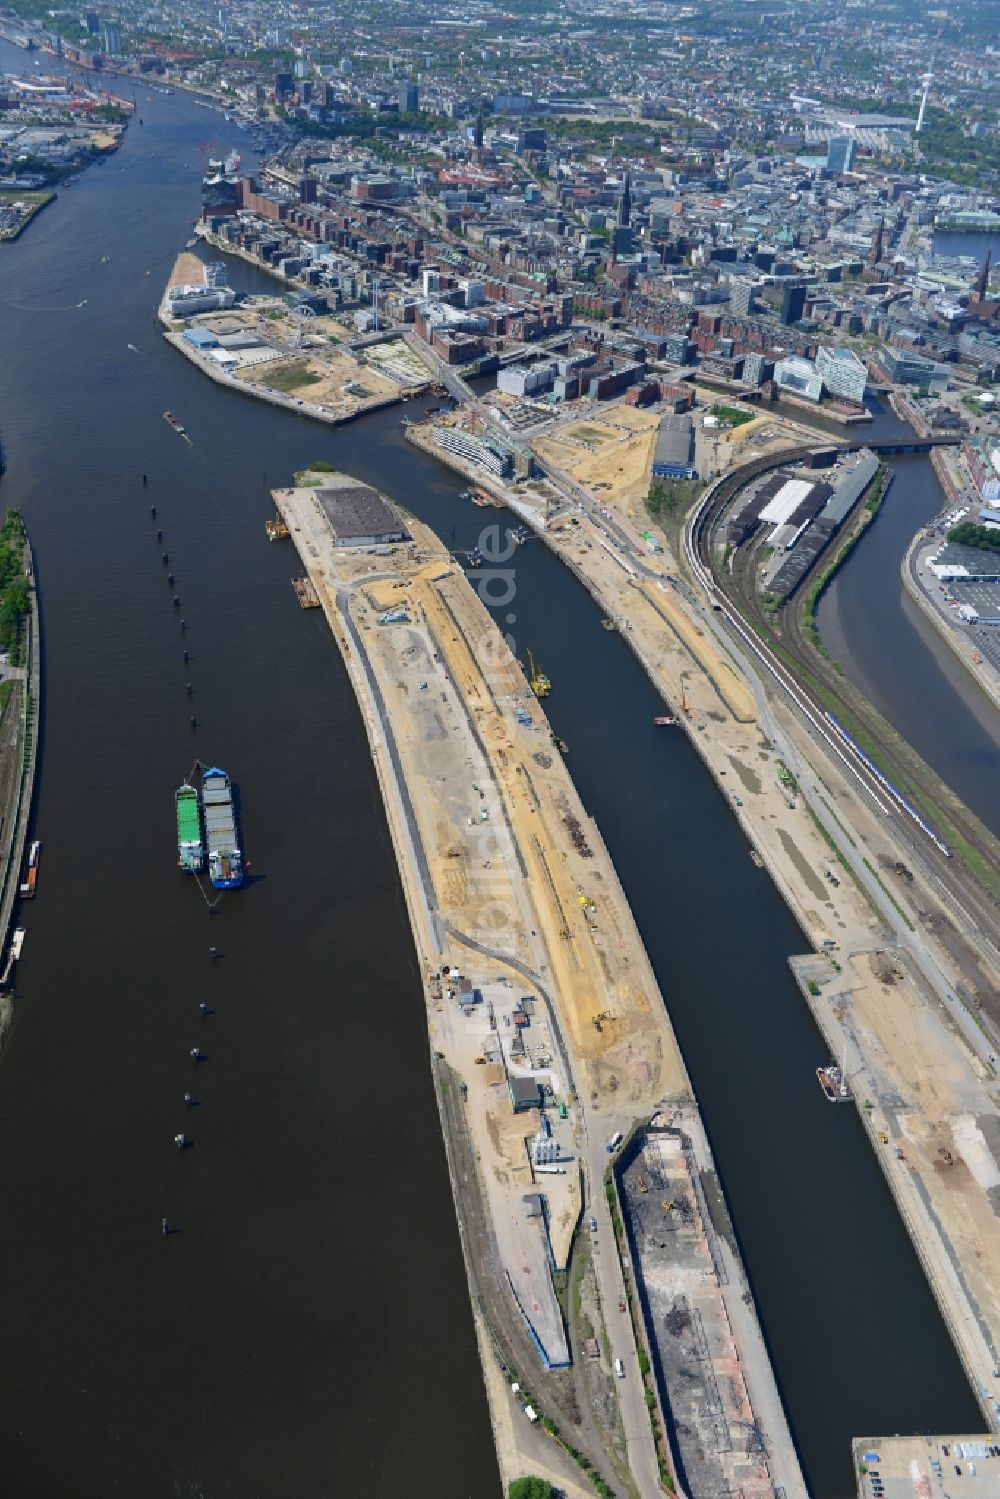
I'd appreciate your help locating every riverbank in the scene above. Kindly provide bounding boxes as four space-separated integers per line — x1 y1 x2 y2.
0 189 56 243
0 523 40 1045
408 408 1000 1445
158 255 422 427
273 468 805 1499
901 530 1000 717
789 951 1000 1442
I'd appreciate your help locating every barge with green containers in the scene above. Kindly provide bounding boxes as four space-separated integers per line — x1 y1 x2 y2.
175 782 204 873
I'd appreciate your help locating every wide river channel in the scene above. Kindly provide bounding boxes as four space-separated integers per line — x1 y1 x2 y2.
0 44 983 1499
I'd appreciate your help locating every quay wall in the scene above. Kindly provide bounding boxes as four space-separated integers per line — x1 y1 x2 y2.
406 415 1000 1441
0 532 41 1045
788 956 998 1437
900 531 1000 717
160 326 401 427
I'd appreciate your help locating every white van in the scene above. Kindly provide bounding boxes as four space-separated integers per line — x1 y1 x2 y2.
614 1358 625 1379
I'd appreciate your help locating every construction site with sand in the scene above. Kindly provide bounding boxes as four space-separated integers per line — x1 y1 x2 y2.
270 465 804 1499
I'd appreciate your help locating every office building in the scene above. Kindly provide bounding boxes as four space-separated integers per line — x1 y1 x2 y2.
85 11 99 34
612 224 633 259
742 351 774 387
662 332 695 365
275 71 294 102
774 355 823 401
878 345 943 386
517 127 547 154
730 280 755 318
103 23 121 54
399 79 419 114
781 283 807 325
432 426 514 477
826 136 856 173
816 345 867 404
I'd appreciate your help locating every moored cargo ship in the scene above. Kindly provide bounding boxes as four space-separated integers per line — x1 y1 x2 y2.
202 767 243 889
176 783 204 872
19 839 41 899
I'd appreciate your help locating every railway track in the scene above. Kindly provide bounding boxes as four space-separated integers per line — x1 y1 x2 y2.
684 445 1000 1007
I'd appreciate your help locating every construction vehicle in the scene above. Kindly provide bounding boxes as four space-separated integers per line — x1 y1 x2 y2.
878 1131 889 1144
527 648 552 698
662 1199 674 1212
638 1176 649 1194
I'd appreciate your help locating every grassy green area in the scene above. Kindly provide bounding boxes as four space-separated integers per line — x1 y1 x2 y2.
798 464 889 651
709 403 754 427
0 511 29 666
947 521 1000 553
0 188 53 207
262 362 323 394
0 188 56 241
961 392 992 416
0 679 13 716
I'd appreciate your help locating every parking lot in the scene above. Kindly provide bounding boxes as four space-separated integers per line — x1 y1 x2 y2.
854 1435 1000 1499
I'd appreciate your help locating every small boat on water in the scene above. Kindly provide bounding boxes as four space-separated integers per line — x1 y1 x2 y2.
653 715 677 727
750 849 764 869
265 515 289 541
817 1064 851 1103
164 411 186 435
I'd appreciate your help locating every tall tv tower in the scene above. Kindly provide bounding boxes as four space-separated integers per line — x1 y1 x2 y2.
916 60 934 134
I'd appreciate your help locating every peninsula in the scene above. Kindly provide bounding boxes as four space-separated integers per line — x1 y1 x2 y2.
272 465 806 1499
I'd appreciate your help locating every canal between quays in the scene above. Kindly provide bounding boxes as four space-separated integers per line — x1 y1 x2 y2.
812 398 1000 841
0 43 982 1498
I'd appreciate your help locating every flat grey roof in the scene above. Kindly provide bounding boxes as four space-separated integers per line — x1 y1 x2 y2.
316 483 409 542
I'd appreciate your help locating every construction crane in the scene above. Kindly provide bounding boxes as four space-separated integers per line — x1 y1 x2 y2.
526 648 552 698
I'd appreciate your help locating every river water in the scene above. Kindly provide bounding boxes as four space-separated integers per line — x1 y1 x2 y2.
0 43 983 1499
814 399 1000 840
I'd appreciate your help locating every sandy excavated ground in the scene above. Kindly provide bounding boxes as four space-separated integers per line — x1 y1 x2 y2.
535 409 660 512
236 347 400 414
166 251 206 289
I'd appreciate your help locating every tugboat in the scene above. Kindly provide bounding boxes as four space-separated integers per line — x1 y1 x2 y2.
653 715 677 727
816 1063 851 1102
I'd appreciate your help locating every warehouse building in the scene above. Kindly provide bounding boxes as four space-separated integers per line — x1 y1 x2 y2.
652 413 695 478
316 479 410 547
